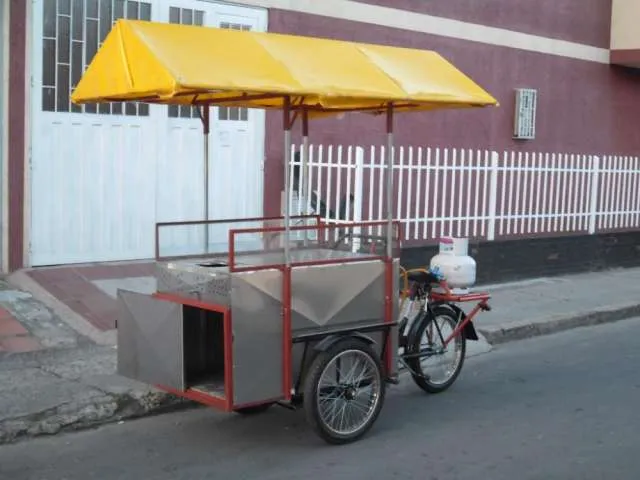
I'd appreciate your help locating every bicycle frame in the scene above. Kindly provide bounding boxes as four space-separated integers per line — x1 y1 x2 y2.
398 267 491 351
429 284 491 346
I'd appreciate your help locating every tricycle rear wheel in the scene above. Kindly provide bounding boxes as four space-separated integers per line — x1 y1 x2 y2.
303 337 385 445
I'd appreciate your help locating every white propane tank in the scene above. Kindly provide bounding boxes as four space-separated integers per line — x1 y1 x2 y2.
429 237 476 291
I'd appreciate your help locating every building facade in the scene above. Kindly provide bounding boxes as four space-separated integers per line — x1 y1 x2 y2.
3 0 640 275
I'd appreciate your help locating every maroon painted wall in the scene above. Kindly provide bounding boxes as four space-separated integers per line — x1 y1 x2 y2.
8 0 26 271
262 9 640 217
360 0 612 48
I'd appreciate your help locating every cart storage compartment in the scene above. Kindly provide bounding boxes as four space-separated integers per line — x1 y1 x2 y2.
116 290 228 399
183 306 225 396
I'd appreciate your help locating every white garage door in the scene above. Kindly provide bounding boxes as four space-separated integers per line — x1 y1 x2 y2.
29 0 267 266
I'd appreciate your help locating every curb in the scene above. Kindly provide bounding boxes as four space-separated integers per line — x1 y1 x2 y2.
2 303 639 446
0 389 196 446
478 302 640 345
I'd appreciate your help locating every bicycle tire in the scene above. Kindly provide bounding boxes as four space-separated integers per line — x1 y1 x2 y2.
303 337 386 444
406 305 466 394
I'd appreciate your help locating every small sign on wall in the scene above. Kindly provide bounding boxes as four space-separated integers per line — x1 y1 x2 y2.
513 88 537 140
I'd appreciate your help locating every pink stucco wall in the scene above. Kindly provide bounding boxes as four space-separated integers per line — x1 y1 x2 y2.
262 9 640 217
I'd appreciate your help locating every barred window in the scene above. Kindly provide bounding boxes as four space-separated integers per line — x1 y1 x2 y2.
168 7 205 119
42 0 152 116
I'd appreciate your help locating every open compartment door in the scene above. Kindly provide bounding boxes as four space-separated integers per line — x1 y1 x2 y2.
117 290 185 391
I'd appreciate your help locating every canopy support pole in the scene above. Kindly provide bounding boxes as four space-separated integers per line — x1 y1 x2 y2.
301 109 310 246
385 103 394 259
283 97 292 267
383 103 395 378
202 105 211 253
282 96 293 401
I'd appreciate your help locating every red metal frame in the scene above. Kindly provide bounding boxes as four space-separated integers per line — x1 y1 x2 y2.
159 384 230 411
155 214 321 261
151 292 235 412
103 91 287 105
228 220 402 272
290 103 419 113
282 266 293 400
442 302 485 345
230 254 387 273
383 258 395 374
229 218 402 394
428 281 491 347
193 92 285 105
151 217 402 407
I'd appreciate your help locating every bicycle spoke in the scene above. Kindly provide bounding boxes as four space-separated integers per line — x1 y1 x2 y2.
316 349 381 437
416 314 463 387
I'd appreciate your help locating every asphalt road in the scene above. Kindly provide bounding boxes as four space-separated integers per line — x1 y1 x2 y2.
2 317 640 480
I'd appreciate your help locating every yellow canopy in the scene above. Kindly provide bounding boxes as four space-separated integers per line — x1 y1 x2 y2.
71 19 498 115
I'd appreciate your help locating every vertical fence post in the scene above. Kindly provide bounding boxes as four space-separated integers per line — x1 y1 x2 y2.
352 146 365 252
588 155 600 234
487 151 500 241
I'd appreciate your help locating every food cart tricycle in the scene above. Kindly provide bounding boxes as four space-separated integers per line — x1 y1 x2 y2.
72 19 498 444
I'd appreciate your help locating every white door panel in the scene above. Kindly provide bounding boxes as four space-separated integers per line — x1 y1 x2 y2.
210 10 267 251
156 0 216 258
30 0 267 266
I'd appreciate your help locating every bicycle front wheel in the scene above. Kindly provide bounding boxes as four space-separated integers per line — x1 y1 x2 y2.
407 306 466 394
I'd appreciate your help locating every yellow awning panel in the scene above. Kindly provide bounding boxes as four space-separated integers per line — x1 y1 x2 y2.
71 19 498 114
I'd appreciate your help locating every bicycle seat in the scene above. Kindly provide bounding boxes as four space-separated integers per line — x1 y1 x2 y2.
407 271 439 284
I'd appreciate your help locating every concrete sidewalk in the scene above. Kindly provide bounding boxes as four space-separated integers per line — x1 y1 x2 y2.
1 266 639 445
475 267 640 343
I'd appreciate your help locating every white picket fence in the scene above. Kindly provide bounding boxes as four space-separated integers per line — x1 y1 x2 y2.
288 144 640 243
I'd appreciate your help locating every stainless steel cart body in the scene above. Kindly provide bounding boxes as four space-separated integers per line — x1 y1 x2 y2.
118 244 400 411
